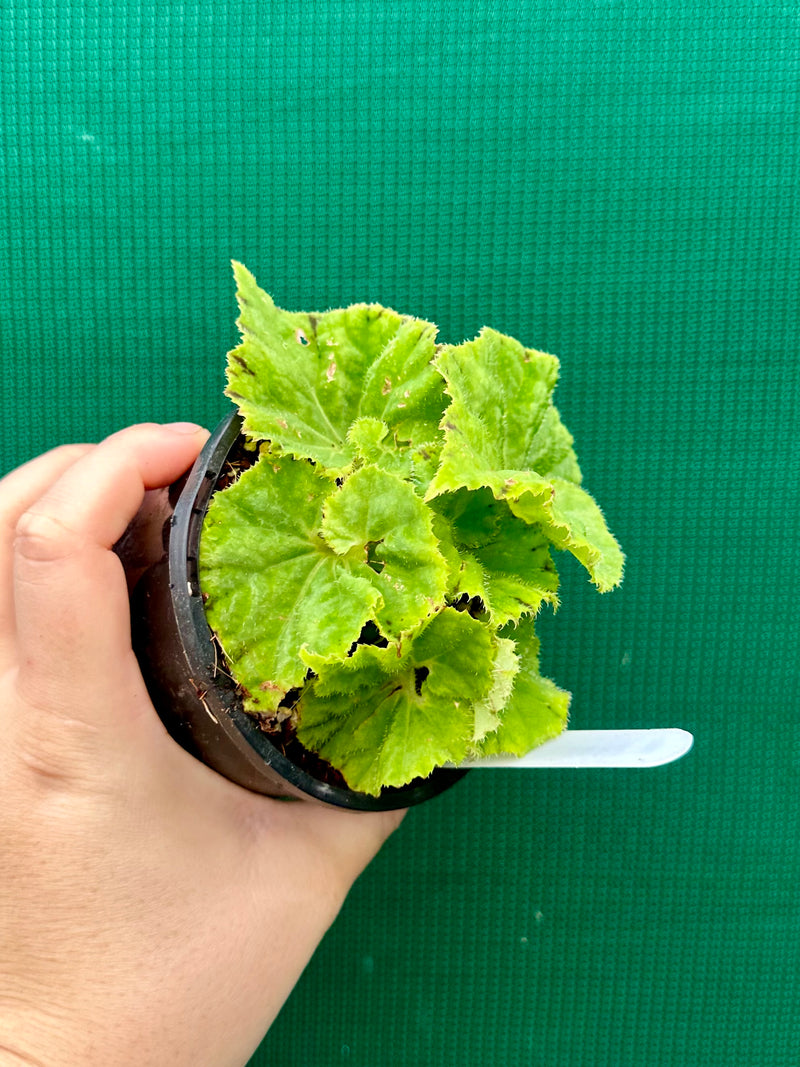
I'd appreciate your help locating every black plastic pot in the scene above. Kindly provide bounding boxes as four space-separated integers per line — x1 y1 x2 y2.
130 410 467 811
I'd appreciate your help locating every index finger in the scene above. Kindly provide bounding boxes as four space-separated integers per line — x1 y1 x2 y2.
12 422 209 717
0 444 95 667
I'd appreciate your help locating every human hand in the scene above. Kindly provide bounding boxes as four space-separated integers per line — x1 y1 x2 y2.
0 423 404 1067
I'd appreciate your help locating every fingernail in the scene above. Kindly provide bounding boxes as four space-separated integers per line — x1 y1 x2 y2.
163 422 207 435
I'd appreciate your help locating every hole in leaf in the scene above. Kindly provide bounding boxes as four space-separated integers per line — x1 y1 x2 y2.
346 621 389 657
357 621 389 648
414 667 429 695
451 593 487 619
366 540 385 573
296 328 310 346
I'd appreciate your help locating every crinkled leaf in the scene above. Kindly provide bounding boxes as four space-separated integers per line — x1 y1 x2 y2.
346 417 423 482
199 456 381 713
408 439 444 497
429 512 464 595
296 609 495 794
508 477 624 592
227 263 442 474
472 517 560 623
345 417 443 493
347 416 390 458
357 314 445 450
472 637 519 742
426 328 624 590
531 407 582 484
452 553 490 606
433 486 504 548
445 542 559 628
429 510 495 615
425 327 563 497
321 465 448 638
474 617 570 757
433 489 561 624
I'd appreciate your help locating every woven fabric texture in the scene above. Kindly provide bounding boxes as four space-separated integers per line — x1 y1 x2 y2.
1 3 798 1065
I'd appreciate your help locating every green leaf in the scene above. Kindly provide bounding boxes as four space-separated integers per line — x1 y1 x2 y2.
473 517 560 623
296 609 495 794
425 328 624 589
472 637 519 742
433 486 504 548
226 263 442 474
433 489 561 624
425 327 563 498
346 417 391 461
198 456 382 713
321 465 449 639
357 314 445 450
532 407 582 484
508 476 625 592
428 512 465 595
345 417 417 482
451 552 490 606
474 618 570 757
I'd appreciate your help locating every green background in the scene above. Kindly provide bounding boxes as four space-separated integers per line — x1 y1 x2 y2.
2 2 797 1064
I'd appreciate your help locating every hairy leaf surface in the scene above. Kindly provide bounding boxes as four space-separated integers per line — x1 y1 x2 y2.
508 476 625 592
296 609 496 794
227 263 443 474
321 465 448 638
199 456 380 713
433 489 561 624
472 636 519 742
425 327 563 497
426 328 624 590
474 618 570 757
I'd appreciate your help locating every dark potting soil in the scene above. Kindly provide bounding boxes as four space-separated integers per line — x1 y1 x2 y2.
249 709 350 791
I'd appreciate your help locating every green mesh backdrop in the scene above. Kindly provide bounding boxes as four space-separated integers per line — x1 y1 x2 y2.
2 3 798 1065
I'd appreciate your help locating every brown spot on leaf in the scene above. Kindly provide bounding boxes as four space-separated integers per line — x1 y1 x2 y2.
382 377 392 395
232 354 255 375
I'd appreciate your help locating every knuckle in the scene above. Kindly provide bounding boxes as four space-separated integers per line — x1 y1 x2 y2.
11 689 106 794
102 422 161 447
17 744 79 788
14 508 81 563
48 442 94 465
0 443 92 495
